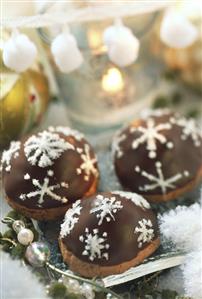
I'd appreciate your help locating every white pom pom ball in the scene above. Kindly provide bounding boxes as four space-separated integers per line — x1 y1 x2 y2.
160 9 198 49
51 32 83 73
3 31 37 72
103 23 140 67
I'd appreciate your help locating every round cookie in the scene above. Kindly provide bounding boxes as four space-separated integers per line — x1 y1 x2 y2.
112 111 202 202
1 126 99 220
59 191 159 278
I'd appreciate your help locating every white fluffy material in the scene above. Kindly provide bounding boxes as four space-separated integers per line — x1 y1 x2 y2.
51 32 83 73
182 250 202 299
159 199 202 298
0 251 49 299
3 32 37 72
103 24 139 67
158 267 184 295
159 202 202 252
160 9 198 49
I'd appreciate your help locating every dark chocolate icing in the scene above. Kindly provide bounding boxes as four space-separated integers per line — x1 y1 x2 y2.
60 192 159 266
113 113 202 197
1 127 99 209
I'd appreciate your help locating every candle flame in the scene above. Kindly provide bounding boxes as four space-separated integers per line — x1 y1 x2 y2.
102 67 125 94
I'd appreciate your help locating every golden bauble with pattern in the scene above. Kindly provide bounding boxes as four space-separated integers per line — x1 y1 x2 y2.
0 69 50 150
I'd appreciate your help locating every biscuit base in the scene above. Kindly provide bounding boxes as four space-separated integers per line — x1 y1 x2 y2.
144 166 202 203
5 177 98 221
59 237 160 278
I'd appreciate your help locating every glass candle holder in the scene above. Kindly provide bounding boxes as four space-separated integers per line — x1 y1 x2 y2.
39 11 162 134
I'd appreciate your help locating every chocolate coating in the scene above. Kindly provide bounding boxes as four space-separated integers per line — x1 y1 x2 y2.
1 127 99 212
113 112 202 200
60 192 159 267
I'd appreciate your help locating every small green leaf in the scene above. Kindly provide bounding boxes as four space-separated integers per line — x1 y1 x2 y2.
11 243 26 259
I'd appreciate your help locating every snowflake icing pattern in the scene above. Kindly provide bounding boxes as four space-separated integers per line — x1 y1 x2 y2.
79 228 110 261
135 218 154 248
1 141 21 172
130 118 173 159
170 117 202 147
24 131 74 168
76 144 98 181
112 191 150 209
135 162 189 194
90 194 123 225
60 200 82 238
49 126 84 141
20 170 69 207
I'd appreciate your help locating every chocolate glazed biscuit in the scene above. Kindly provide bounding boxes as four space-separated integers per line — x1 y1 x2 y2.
59 191 160 277
1 127 99 220
112 111 202 202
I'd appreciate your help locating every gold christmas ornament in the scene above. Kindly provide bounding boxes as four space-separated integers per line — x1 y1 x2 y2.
0 67 50 150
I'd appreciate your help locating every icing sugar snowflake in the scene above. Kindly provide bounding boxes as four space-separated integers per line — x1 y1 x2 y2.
134 218 154 248
76 144 98 181
24 131 74 168
60 200 82 238
112 191 150 210
112 133 126 158
49 126 84 141
130 118 173 159
90 194 123 225
135 162 190 194
20 170 69 207
171 117 201 147
79 228 110 261
1 141 21 172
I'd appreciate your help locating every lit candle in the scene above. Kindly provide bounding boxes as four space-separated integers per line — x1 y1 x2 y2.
101 67 125 94
87 28 106 54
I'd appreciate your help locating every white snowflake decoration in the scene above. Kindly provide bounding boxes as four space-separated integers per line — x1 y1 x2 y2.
170 117 201 147
134 218 154 248
24 131 74 168
112 191 150 209
135 162 189 194
1 141 21 172
49 126 84 141
90 194 123 225
20 170 69 207
60 200 82 238
130 118 173 159
76 143 98 181
79 228 110 261
112 133 126 158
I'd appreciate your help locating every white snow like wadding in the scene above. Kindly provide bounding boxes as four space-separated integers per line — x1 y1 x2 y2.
76 143 98 181
24 130 74 168
49 126 84 141
20 170 69 207
90 194 123 225
134 218 154 248
130 118 173 159
60 200 82 238
79 228 110 261
159 202 202 252
159 199 202 299
135 162 189 194
112 191 151 209
1 141 21 172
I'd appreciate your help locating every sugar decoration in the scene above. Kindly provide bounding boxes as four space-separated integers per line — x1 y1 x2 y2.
24 131 74 168
90 194 123 225
76 144 98 181
112 191 151 209
135 162 189 194
20 170 69 207
60 200 82 238
134 218 154 248
1 141 21 172
79 228 110 261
